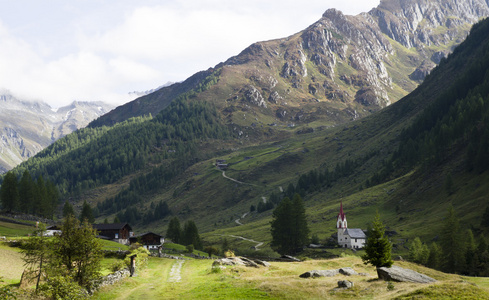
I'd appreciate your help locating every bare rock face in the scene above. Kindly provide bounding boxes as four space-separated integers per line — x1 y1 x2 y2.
242 85 267 108
0 93 114 173
377 265 436 283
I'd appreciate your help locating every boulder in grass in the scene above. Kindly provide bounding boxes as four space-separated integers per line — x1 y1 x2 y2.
300 269 339 278
339 267 358 276
377 265 436 283
337 280 354 289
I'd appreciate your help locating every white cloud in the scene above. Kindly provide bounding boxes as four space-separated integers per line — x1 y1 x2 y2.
0 0 380 107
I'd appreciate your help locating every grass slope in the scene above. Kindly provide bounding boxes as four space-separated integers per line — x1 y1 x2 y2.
93 256 489 299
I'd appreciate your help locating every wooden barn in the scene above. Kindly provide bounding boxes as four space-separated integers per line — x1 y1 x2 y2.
129 232 164 250
93 223 133 245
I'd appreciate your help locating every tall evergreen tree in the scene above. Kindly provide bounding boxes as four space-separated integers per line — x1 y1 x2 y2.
19 170 35 214
182 220 202 250
79 201 94 223
62 201 75 218
440 204 464 273
166 217 182 244
270 194 309 255
362 212 393 271
0 171 19 212
427 242 442 269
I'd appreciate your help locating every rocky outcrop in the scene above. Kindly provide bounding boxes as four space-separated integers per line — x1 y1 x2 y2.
212 256 270 268
377 265 436 283
242 85 267 108
300 267 366 278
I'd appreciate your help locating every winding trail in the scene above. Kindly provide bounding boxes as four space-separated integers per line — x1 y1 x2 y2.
221 170 256 186
224 234 264 251
168 260 185 283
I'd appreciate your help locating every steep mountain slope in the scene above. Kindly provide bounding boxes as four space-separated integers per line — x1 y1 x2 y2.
91 0 489 131
0 93 113 173
8 13 489 249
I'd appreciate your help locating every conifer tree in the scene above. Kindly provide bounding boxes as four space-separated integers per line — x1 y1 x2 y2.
79 201 94 223
19 170 35 214
362 212 393 270
0 171 19 212
182 220 202 250
62 201 75 218
427 242 442 269
270 194 309 255
166 217 182 244
440 204 464 273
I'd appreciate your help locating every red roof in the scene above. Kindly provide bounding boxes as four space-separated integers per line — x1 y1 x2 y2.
338 202 346 221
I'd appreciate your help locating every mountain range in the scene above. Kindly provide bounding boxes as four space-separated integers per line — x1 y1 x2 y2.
5 0 489 252
0 93 113 173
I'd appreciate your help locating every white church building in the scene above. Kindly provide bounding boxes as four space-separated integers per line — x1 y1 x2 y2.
336 202 366 249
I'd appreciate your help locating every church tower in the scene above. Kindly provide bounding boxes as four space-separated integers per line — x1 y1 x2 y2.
337 202 347 246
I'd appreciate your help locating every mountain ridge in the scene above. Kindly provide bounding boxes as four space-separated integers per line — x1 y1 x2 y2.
0 93 114 173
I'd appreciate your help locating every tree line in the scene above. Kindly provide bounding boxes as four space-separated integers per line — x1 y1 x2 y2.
0 170 58 219
165 217 203 251
408 204 489 276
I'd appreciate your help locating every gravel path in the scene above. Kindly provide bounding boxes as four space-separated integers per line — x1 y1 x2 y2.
168 260 185 283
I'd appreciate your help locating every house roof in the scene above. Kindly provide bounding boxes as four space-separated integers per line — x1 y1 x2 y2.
345 228 366 239
92 223 132 231
130 232 163 239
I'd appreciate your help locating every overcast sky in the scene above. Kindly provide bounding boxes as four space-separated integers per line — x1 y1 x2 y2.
0 0 381 108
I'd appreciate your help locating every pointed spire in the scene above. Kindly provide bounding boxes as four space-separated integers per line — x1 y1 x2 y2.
339 201 345 221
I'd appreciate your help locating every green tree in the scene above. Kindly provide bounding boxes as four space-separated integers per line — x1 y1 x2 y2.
427 242 442 269
79 201 94 223
409 237 429 265
0 171 19 212
166 217 182 244
18 170 35 214
362 212 393 270
63 201 75 218
221 238 230 256
113 216 120 223
50 215 103 289
21 223 50 293
270 194 310 255
182 220 202 250
440 204 464 273
465 229 478 275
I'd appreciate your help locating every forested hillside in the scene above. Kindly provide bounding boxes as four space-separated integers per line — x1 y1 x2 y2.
3 3 489 261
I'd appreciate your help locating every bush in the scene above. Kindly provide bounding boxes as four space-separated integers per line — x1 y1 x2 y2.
40 275 88 300
186 244 194 253
110 260 127 273
0 277 18 300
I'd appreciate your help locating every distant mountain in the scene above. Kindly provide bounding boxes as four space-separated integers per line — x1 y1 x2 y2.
0 93 114 173
6 0 489 251
91 0 489 129
127 82 177 97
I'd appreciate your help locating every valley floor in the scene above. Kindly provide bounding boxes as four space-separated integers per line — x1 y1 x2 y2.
93 256 489 299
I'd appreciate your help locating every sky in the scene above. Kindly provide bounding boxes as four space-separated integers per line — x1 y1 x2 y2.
0 0 381 108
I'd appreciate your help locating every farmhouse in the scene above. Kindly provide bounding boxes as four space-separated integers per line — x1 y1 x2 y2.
336 202 366 249
129 232 164 250
93 223 134 245
45 225 62 236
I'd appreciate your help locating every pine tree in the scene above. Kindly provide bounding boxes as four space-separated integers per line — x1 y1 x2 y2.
166 217 182 244
427 242 442 269
19 170 35 214
79 201 94 223
440 204 464 273
270 194 309 255
270 197 293 254
362 212 393 271
0 171 19 212
62 201 75 218
465 229 478 275
182 220 202 250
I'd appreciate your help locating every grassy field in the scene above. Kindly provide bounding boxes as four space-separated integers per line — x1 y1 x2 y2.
93 255 489 299
0 220 35 237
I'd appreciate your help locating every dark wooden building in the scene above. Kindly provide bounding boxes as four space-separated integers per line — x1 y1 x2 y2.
93 223 133 245
129 232 164 250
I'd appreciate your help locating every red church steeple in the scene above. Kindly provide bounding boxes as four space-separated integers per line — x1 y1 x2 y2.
337 201 347 229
